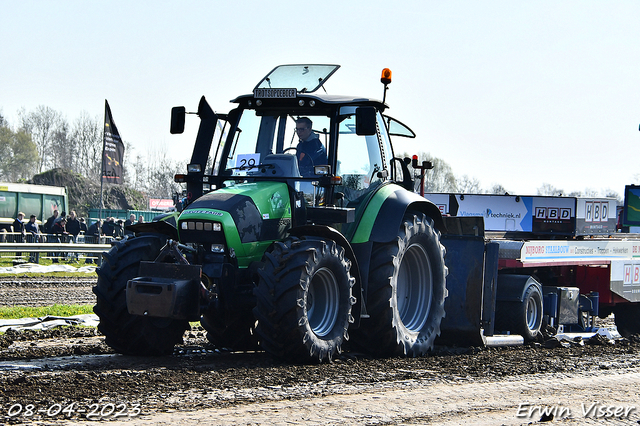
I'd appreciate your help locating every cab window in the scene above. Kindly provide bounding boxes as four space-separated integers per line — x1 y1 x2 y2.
335 107 386 205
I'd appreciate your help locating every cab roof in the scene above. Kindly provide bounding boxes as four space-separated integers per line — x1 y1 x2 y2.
231 64 388 111
254 64 340 94
231 93 387 111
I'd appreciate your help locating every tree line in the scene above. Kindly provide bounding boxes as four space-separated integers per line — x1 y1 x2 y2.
406 152 621 203
0 106 183 202
0 107 621 204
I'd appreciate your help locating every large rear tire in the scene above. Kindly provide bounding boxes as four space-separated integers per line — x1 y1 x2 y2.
93 235 189 356
353 212 447 357
253 236 355 363
614 304 640 337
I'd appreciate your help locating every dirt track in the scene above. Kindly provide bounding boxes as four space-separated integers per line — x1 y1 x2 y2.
1 277 640 425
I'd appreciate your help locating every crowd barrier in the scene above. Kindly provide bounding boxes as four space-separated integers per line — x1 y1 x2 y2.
0 232 112 265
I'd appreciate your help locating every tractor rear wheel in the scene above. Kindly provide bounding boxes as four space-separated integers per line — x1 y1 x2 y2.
253 236 355 363
93 234 189 356
353 212 447 357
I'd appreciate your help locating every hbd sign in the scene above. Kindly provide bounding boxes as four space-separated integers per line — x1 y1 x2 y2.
585 201 608 223
623 264 640 285
535 207 571 221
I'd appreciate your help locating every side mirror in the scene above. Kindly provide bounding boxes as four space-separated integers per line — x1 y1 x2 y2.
170 106 186 134
355 106 377 136
392 157 414 191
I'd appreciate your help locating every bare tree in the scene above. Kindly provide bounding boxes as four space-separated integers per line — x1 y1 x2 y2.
604 189 622 205
18 106 65 173
488 183 510 195
582 188 600 197
51 121 72 170
537 183 564 196
70 111 103 181
128 147 182 203
457 174 484 194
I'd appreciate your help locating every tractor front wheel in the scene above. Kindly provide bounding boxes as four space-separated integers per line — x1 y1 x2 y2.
93 234 189 356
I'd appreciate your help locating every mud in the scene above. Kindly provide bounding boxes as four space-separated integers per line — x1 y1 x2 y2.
0 276 96 307
1 277 640 425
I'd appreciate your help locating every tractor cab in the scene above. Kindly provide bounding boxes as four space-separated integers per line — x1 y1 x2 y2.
176 64 415 229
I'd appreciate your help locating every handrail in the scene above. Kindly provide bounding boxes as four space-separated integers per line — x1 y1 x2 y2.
0 242 111 253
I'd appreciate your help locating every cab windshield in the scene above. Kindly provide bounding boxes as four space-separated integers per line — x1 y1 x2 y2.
221 106 394 207
254 64 340 93
225 111 330 179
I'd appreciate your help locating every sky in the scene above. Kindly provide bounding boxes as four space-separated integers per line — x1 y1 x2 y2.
2 1 640 197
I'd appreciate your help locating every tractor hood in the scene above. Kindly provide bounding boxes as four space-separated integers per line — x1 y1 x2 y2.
179 181 292 244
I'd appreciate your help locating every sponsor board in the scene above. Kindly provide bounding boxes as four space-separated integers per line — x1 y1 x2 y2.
424 193 616 236
622 185 640 226
518 239 640 302
520 240 640 261
575 198 617 235
611 259 640 303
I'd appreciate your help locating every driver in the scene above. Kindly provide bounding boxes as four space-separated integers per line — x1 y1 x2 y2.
295 117 327 177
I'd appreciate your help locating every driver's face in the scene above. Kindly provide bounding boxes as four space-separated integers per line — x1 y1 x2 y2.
296 124 311 140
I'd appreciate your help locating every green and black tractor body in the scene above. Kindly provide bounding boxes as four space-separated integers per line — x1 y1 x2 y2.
94 65 449 362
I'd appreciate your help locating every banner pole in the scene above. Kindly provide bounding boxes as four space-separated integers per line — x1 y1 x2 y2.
100 179 104 221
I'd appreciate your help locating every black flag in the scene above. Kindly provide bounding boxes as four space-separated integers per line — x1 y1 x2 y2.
102 100 125 184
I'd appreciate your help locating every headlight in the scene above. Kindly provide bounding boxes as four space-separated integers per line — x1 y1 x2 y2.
180 221 222 231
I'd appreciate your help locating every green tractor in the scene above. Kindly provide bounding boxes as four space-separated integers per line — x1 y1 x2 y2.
93 65 448 362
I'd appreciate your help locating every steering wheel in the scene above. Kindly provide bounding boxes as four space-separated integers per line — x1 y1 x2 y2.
283 147 298 154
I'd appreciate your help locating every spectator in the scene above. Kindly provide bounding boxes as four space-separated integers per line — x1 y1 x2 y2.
115 219 124 238
51 217 68 263
25 214 40 238
85 219 101 264
44 210 59 260
12 212 26 242
101 217 116 238
54 211 66 225
65 211 81 261
87 219 102 243
79 217 88 235
25 214 41 263
44 210 59 234
124 214 136 236
66 211 81 242
12 212 26 258
138 215 145 223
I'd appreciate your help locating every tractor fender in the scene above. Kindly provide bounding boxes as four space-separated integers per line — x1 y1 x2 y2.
288 224 363 328
496 274 542 302
129 218 179 240
351 184 444 245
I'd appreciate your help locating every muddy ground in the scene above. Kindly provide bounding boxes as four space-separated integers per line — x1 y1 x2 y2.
1 276 639 425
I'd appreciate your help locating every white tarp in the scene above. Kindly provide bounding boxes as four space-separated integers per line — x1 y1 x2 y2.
0 314 99 332
0 263 96 274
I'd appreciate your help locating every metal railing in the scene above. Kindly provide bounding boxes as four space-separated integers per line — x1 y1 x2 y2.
0 232 112 266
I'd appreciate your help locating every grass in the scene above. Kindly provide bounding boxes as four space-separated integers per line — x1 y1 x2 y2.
0 271 97 278
0 254 98 277
0 304 94 320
